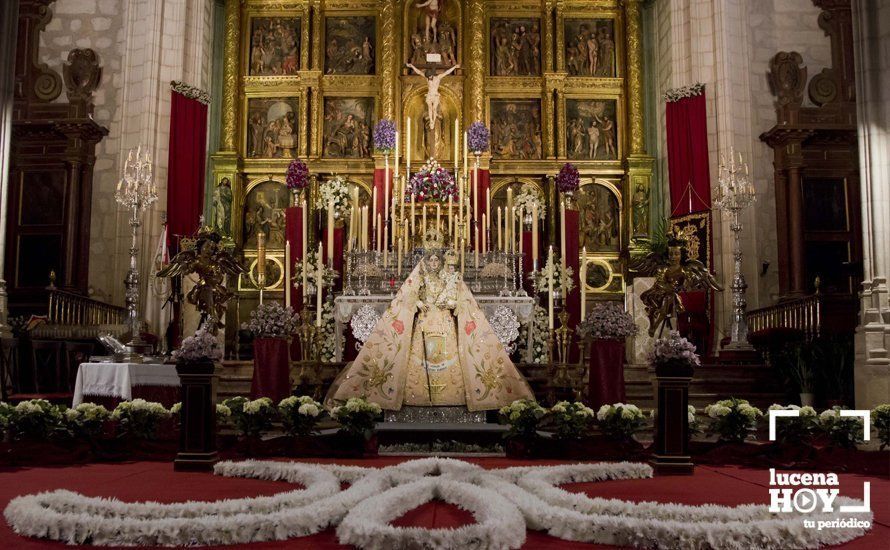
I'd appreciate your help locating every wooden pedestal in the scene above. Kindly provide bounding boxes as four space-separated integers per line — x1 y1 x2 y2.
174 360 218 472
650 361 694 475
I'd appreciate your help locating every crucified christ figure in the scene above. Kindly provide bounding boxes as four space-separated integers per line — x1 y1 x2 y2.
407 63 460 129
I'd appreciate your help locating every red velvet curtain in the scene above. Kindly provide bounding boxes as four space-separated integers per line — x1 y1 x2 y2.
166 90 208 248
564 208 580 361
666 92 711 216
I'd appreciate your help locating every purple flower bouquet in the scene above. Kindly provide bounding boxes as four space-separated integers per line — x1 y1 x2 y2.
556 163 580 193
286 159 309 191
373 119 397 153
649 331 701 369
467 121 490 154
577 302 637 341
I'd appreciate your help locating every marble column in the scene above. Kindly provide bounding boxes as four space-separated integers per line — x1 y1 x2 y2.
852 0 890 409
0 0 17 334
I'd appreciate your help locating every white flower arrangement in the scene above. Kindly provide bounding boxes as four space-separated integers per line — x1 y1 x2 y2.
278 396 323 437
818 407 865 449
4 457 871 549
7 399 65 440
703 398 763 443
169 402 232 422
767 403 818 443
242 302 299 338
292 248 338 293
499 399 547 439
330 397 382 440
548 401 595 440
595 402 647 440
223 397 276 438
518 305 550 364
874 403 890 450
319 175 352 220
112 399 172 440
174 325 223 362
513 185 546 221
65 403 110 438
318 300 336 363
532 253 575 295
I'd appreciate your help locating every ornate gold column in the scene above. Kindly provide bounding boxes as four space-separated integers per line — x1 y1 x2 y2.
623 0 654 244
542 0 555 72
379 0 397 120
220 0 241 153
300 3 311 71
554 0 565 72
311 0 322 71
465 0 485 124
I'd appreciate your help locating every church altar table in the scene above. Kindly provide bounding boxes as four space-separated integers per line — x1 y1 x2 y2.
72 362 180 408
333 294 536 362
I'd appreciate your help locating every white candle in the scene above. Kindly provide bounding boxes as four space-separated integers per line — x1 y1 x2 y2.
301 200 308 293
406 117 411 173
411 194 416 235
531 203 538 266
383 225 389 267
473 161 479 221
316 242 323 327
581 246 587 320
327 200 334 264
384 155 390 225
497 207 502 251
486 188 491 228
548 246 554 330
436 203 441 235
463 131 468 178
518 206 524 256
454 119 459 172
560 199 566 269
482 213 487 253
377 213 382 253
394 130 399 171
285 240 291 309
448 196 453 239
506 188 513 252
422 204 427 240
372 186 378 245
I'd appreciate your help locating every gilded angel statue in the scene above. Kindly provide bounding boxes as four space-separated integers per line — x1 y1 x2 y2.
156 227 245 333
637 233 723 337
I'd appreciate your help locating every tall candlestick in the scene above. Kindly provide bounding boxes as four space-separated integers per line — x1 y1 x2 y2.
548 246 554 330
383 225 389 267
448 196 453 239
372 186 378 243
486 188 491 229
518 206 524 256
301 200 308 294
482 213 487 252
474 225 479 268
397 238 402 275
463 131 468 178
384 155 390 226
406 117 411 173
285 241 291 309
559 199 567 269
497 207 503 251
410 193 416 235
422 204 427 240
581 247 587 320
531 203 538 265
453 119 459 172
377 213 382 253
394 130 399 171
316 243 323 327
473 161 479 221
460 239 465 273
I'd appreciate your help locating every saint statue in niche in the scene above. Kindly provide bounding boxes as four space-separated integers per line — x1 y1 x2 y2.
326 251 534 411
212 177 233 237
407 1 457 70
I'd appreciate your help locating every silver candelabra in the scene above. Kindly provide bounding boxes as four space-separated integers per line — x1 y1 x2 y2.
714 148 756 350
114 145 158 357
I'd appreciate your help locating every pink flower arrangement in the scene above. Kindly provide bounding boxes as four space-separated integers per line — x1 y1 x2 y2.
406 160 457 202
649 331 701 368
577 303 637 340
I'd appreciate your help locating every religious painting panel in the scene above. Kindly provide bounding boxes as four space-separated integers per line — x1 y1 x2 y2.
20 170 65 225
803 177 848 231
490 99 542 160
248 17 301 76
246 97 300 159
325 16 376 75
210 177 234 238
564 18 617 77
566 99 618 161
489 18 542 76
242 179 290 249
323 97 374 159
405 0 459 69
578 183 620 253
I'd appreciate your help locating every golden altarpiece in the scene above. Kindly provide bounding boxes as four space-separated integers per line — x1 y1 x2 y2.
208 0 654 334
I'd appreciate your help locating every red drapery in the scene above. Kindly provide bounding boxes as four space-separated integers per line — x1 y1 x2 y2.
166 90 208 249
666 92 711 216
285 205 304 359
665 89 714 355
564 208 580 361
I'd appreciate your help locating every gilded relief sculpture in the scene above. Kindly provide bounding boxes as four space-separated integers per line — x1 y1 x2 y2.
247 98 299 159
407 62 459 158
408 0 458 70
325 17 376 75
566 99 618 161
564 19 616 77
490 99 542 160
248 17 301 76
323 98 374 158
490 18 541 76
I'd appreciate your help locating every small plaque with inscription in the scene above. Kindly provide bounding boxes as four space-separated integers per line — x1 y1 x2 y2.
425 53 442 64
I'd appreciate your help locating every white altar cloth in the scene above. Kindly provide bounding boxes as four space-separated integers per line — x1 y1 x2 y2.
333 294 536 362
72 362 180 406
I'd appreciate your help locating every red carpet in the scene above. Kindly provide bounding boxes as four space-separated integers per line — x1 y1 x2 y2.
0 458 886 549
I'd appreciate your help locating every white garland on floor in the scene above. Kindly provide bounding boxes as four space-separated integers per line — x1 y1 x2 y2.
4 458 872 549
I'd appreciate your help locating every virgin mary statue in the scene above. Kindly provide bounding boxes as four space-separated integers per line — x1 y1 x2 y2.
326 251 534 411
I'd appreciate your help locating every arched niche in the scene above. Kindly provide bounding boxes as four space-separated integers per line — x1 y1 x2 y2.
489 176 546 218
401 85 461 165
577 177 623 254
242 177 290 250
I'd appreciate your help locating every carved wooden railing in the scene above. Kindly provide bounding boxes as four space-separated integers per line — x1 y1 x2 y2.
746 293 859 342
34 287 128 339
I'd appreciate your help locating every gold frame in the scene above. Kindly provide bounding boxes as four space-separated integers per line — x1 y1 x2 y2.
485 12 545 79
321 10 380 78
562 93 625 166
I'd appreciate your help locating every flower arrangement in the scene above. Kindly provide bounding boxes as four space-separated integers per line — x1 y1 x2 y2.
242 302 299 338
373 119 397 153
170 402 231 423
499 399 546 439
223 396 276 438
319 175 352 220
0 401 11 437
532 252 575 295
556 162 580 193
285 159 309 191
330 397 382 440
318 300 337 362
577 302 637 341
65 403 111 438
467 121 490 153
596 403 647 440
549 401 595 440
874 404 890 450
407 159 457 202
703 398 763 443
767 404 818 443
291 248 339 294
8 399 65 440
278 396 322 437
513 185 546 220
112 399 171 440
519 305 550 363
649 331 701 369
818 407 865 449
174 325 223 362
